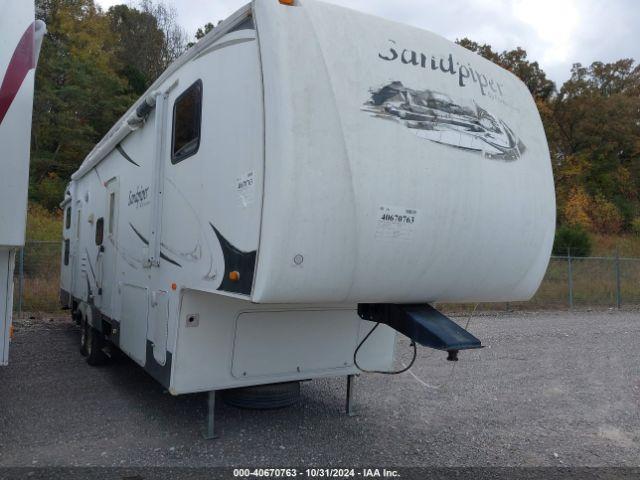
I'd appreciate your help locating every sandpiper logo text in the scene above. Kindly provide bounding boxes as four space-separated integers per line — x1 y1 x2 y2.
378 39 505 98
128 185 150 208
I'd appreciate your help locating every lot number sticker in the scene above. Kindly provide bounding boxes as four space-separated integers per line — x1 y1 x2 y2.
375 205 419 240
236 171 256 207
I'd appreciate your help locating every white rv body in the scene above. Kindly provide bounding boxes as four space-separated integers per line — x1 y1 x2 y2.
0 2 45 366
60 0 555 394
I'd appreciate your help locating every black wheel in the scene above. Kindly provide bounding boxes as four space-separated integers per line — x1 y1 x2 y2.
222 382 301 410
85 323 108 366
79 315 88 357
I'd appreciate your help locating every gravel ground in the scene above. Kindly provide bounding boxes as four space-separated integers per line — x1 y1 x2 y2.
0 310 639 468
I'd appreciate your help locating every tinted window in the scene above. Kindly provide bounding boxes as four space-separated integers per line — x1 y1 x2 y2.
171 80 203 164
65 207 71 229
64 239 70 266
95 217 104 246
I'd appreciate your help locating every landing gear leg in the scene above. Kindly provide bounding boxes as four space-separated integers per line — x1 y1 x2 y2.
346 375 358 417
202 391 218 440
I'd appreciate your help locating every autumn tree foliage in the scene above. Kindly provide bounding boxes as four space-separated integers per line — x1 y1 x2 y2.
30 0 186 209
457 39 640 237
547 61 640 234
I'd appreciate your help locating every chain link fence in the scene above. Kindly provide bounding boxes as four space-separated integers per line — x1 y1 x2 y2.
13 241 61 314
504 254 640 310
11 241 640 314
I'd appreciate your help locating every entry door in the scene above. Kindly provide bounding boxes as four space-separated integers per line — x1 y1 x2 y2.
99 179 119 315
70 205 82 296
60 205 72 298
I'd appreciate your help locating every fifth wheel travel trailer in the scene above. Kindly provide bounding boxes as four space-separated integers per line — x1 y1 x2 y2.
0 2 45 366
59 0 555 433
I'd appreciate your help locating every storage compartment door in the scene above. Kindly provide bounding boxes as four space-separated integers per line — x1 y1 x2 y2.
119 283 148 365
231 310 361 379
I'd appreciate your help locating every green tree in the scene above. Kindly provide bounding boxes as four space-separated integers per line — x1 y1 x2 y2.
547 60 640 231
107 4 166 94
138 0 187 69
31 0 188 211
32 0 135 208
107 2 187 93
553 225 592 257
458 37 639 235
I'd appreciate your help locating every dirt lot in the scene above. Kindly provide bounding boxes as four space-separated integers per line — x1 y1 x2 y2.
0 310 639 468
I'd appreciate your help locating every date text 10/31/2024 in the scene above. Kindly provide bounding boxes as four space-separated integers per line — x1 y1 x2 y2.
233 468 401 478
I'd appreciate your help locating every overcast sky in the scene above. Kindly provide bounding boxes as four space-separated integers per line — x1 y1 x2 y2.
95 0 640 86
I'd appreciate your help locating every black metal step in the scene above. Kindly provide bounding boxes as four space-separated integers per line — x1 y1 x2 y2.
358 303 482 352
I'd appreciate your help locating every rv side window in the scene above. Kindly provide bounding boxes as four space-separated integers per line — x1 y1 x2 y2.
171 80 203 164
95 217 104 246
65 207 71 229
64 239 70 266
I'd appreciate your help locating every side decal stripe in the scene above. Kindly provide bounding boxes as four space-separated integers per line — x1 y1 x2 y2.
129 223 182 268
0 22 36 126
116 144 140 167
129 222 148 245
210 223 256 295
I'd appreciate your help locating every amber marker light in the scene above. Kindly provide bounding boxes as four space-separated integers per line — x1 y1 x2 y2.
279 0 295 5
229 271 241 282
171 283 177 291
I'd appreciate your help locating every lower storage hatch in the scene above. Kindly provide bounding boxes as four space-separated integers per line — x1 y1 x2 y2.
231 309 360 379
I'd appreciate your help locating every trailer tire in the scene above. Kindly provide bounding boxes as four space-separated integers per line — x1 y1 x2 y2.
85 324 108 366
222 382 301 410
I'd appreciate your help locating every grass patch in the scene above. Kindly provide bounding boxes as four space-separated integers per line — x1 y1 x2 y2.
591 234 640 257
13 241 61 313
26 202 62 241
441 256 640 313
16 276 62 312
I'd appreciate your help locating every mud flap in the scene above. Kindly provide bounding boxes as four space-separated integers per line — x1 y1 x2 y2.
358 303 482 352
